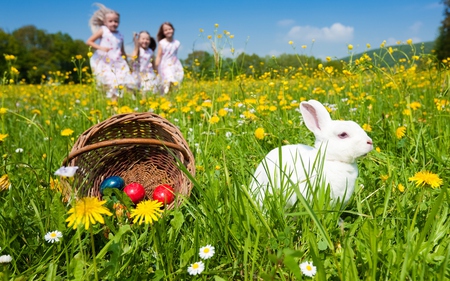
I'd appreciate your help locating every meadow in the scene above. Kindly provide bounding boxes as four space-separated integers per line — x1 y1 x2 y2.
0 39 449 280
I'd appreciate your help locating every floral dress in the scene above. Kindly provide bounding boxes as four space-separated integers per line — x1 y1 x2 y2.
157 38 184 93
132 47 159 93
90 26 136 97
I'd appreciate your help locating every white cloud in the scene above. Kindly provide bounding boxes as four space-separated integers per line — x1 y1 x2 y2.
277 19 295 27
287 23 354 43
409 21 423 34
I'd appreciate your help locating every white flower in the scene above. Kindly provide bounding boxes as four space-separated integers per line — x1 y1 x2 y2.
187 261 204 275
199 245 215 260
0 254 12 263
44 230 63 243
300 261 317 277
54 166 79 177
15 148 23 153
225 132 232 138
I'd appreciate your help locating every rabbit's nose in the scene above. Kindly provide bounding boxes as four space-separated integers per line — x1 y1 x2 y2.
367 140 373 145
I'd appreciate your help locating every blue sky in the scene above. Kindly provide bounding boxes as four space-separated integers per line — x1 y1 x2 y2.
0 1 444 60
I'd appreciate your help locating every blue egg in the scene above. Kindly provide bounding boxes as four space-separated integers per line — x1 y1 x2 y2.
100 176 125 195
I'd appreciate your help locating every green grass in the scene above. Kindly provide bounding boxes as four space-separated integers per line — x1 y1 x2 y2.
0 46 449 280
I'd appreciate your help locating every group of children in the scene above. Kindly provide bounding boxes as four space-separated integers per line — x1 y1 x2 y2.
86 3 183 100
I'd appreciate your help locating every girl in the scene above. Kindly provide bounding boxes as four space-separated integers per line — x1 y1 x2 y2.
86 3 136 101
131 31 159 95
154 22 184 94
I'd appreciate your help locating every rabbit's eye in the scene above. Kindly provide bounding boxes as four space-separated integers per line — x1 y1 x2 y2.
338 132 349 139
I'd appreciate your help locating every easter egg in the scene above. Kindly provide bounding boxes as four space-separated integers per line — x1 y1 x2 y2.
100 176 125 195
124 182 146 204
152 184 174 205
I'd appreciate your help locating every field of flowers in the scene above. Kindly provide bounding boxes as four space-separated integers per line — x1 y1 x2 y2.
0 41 449 280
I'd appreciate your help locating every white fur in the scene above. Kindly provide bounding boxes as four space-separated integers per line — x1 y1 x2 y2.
250 100 373 207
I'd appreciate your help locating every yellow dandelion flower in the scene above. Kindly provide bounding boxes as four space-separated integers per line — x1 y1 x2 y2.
0 108 8 114
87 52 93 58
214 23 219 28
0 134 8 142
0 174 10 191
209 115 220 124
409 101 421 110
366 43 371 49
255 127 265 140
218 108 228 117
409 171 443 189
61 128 74 136
396 126 406 139
348 44 353 50
129 200 163 225
66 197 113 230
397 183 405 192
362 124 372 132
75 55 83 60
406 39 413 45
289 41 293 45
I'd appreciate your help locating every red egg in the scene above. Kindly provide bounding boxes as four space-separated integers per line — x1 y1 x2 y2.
152 184 175 205
123 182 146 204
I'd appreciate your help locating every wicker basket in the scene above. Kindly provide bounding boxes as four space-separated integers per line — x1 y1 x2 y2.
62 112 195 209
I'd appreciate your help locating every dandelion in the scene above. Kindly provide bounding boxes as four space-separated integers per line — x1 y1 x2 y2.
300 261 317 277
0 255 12 263
0 174 10 191
54 166 79 177
396 126 406 139
0 134 8 142
199 245 215 260
129 200 163 225
362 124 372 132
87 52 93 58
407 38 413 45
45 230 63 243
66 197 113 230
348 44 353 50
255 127 265 140
289 41 293 45
0 108 7 114
61 128 74 136
209 115 220 124
409 171 443 189
187 261 205 275
398 183 405 192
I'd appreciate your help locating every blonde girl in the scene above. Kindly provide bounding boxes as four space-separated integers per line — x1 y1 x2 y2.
86 3 136 100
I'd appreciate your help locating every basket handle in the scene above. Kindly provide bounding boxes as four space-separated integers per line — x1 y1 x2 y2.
62 138 190 166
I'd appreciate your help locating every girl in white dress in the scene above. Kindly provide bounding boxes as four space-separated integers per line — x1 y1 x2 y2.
131 31 159 95
86 3 136 101
154 22 184 94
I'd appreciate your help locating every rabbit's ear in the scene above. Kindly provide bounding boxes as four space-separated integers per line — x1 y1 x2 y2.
300 100 332 135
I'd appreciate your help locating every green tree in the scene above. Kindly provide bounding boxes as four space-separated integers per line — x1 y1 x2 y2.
435 0 450 61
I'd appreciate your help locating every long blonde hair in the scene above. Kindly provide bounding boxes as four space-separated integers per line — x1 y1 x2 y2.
88 3 120 33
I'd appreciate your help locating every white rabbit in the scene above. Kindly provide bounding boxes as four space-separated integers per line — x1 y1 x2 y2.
250 99 373 207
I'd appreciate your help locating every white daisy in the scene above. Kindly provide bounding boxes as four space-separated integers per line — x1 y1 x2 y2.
187 261 204 275
199 245 215 260
300 261 317 277
0 254 12 263
54 166 78 177
44 230 63 243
